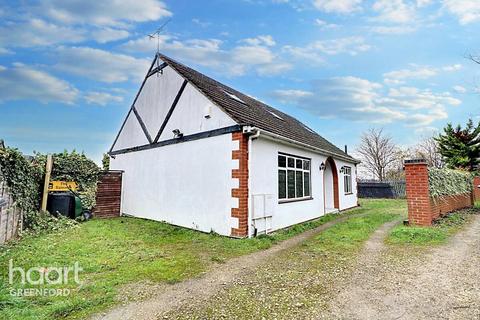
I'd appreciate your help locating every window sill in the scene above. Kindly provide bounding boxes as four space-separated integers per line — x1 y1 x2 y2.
344 192 354 195
278 197 313 204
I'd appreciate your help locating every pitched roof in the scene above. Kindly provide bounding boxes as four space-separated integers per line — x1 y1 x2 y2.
158 53 357 162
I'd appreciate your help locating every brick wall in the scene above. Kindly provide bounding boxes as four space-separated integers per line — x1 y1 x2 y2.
93 171 123 218
231 132 249 237
430 193 473 220
404 159 473 226
474 176 480 201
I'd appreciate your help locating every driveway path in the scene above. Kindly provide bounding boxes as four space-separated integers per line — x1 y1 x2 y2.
325 215 480 319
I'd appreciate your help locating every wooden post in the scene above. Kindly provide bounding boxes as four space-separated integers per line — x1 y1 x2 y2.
41 154 53 212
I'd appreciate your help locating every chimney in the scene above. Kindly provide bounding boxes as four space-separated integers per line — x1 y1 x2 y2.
344 145 348 154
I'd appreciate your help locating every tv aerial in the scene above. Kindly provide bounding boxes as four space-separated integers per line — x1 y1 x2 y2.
148 19 171 76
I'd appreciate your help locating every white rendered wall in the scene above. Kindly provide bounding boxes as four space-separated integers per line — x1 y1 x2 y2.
112 111 149 151
110 134 239 236
158 82 236 141
134 66 185 139
249 137 358 234
335 158 358 210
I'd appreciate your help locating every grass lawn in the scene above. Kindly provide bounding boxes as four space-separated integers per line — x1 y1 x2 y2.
0 199 405 319
387 207 479 246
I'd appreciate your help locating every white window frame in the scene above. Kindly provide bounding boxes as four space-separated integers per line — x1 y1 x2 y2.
344 166 352 194
278 153 312 203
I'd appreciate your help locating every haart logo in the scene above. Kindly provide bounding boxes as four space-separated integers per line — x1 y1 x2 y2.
8 259 83 297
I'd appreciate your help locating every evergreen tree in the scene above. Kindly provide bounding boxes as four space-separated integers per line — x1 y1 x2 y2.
435 119 480 171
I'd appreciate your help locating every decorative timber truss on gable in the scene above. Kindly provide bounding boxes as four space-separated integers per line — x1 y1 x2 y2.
109 53 240 156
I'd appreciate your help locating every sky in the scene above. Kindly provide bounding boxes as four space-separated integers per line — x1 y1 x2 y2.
1 0 480 164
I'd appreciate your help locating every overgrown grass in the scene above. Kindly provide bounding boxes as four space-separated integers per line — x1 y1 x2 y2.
387 207 479 246
0 200 386 320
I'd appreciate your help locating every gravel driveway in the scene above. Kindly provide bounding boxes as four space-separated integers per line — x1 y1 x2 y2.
326 214 480 320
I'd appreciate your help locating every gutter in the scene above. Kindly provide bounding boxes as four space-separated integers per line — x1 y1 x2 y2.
242 126 360 164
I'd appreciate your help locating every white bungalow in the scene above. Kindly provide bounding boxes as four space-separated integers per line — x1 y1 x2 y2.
109 53 359 237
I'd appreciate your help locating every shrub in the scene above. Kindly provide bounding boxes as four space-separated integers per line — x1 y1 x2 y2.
23 211 78 235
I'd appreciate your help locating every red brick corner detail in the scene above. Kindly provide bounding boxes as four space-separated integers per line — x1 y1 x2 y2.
231 132 249 237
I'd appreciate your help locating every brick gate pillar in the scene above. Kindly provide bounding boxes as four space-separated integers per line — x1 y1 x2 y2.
404 159 433 226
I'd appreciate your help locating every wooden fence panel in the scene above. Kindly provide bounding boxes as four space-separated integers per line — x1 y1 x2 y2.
93 171 123 218
358 180 406 199
0 180 22 245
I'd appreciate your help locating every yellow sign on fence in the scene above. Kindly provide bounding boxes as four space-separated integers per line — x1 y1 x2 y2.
48 181 78 192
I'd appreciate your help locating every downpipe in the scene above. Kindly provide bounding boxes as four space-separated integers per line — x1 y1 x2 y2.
243 126 260 238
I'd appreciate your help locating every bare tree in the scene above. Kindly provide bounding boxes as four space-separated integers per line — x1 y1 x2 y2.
356 128 398 181
385 147 411 180
414 136 443 168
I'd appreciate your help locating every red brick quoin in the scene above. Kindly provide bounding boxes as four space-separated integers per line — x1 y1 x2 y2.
231 132 249 237
404 159 473 226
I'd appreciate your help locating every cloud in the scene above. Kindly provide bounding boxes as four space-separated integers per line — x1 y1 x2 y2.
120 35 171 53
241 35 276 46
39 0 172 26
84 91 124 106
0 63 78 104
312 0 363 14
282 36 371 64
383 64 462 84
0 48 14 55
443 0 480 25
383 65 437 84
442 64 462 71
91 28 130 43
54 47 150 83
192 18 212 28
121 35 291 77
369 25 416 34
314 19 339 29
271 89 314 99
232 45 275 64
0 19 86 48
453 85 467 93
372 0 416 24
271 76 460 126
416 0 433 7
